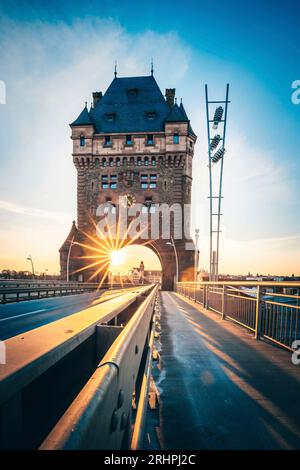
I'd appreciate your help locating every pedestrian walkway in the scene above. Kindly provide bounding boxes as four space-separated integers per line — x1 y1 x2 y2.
153 291 300 450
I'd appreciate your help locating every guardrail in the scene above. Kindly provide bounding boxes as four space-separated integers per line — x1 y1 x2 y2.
0 284 158 449
176 281 300 352
0 282 137 304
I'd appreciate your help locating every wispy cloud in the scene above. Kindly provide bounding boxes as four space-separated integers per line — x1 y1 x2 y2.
0 200 71 221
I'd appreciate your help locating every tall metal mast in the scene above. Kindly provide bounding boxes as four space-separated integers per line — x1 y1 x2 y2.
205 84 230 281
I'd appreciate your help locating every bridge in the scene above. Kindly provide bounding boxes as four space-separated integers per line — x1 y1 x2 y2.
0 280 299 450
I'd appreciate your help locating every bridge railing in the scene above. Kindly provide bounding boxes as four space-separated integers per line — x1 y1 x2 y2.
176 281 300 352
0 284 158 449
0 281 137 304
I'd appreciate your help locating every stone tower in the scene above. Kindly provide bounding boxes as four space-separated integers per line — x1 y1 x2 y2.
60 74 197 289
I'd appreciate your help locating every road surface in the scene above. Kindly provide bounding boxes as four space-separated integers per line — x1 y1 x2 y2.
0 290 110 340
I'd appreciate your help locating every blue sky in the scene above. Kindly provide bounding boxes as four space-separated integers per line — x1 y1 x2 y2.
0 0 299 274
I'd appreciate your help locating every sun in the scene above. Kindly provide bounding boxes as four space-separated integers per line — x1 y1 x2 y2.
109 249 126 266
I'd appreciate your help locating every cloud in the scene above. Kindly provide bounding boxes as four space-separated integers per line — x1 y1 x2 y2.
0 200 71 220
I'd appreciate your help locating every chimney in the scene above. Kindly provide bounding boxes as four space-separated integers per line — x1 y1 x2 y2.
165 88 175 107
92 91 103 108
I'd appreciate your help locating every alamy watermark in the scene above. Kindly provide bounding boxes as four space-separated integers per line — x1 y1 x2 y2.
291 80 300 105
0 80 6 105
0 341 6 365
96 196 195 250
291 340 300 365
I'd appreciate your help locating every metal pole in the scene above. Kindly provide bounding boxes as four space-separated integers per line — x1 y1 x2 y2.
27 255 35 279
205 85 213 282
194 228 199 282
66 236 75 282
171 236 179 285
215 84 229 280
255 285 261 340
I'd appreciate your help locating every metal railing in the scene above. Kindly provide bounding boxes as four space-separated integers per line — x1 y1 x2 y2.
0 281 136 304
0 284 158 449
176 281 300 352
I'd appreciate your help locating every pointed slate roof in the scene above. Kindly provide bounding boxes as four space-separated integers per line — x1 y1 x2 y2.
70 75 196 137
71 106 93 127
90 75 172 133
165 103 189 123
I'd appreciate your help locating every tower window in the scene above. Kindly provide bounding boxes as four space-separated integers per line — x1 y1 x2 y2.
141 182 148 189
116 158 121 166
110 182 117 189
147 135 154 145
110 175 117 181
104 135 111 146
149 182 157 189
102 183 109 189
105 113 116 122
151 157 156 166
146 112 156 120
144 157 149 166
173 133 179 144
101 175 108 181
109 158 114 167
102 158 107 167
80 136 85 147
126 135 132 145
127 88 138 97
141 174 148 181
150 174 157 181
137 157 142 166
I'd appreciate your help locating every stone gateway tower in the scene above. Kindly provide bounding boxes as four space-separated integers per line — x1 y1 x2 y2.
60 74 197 290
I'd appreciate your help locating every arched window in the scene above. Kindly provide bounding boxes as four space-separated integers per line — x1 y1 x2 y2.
151 157 156 166
137 157 142 166
102 158 106 167
95 158 99 167
123 157 128 166
144 156 149 166
109 157 114 167
116 157 121 167
130 157 134 166
80 135 85 147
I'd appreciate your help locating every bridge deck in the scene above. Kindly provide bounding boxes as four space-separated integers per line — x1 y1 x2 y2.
152 292 300 450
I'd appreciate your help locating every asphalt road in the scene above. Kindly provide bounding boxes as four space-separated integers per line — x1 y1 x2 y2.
0 291 110 340
152 292 300 450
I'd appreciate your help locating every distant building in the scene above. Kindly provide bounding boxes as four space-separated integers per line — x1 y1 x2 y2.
129 265 161 285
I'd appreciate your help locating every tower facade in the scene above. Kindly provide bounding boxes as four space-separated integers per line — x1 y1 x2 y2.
60 74 197 290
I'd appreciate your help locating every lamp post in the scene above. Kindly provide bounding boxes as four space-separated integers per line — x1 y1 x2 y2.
205 84 230 281
66 235 75 282
194 229 200 282
166 236 178 286
26 255 35 279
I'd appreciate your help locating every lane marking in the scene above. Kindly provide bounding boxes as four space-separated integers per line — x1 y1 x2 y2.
0 309 46 323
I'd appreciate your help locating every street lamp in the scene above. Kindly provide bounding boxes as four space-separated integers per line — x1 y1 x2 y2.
26 255 35 279
66 235 75 282
194 229 200 282
166 236 178 286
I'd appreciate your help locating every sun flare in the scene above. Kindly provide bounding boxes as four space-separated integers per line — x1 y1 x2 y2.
109 249 125 266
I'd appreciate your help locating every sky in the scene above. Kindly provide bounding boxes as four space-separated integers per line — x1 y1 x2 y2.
0 0 299 276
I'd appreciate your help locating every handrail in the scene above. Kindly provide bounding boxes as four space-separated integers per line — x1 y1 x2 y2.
0 282 139 304
176 281 300 352
177 281 300 288
0 284 156 449
40 285 159 450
